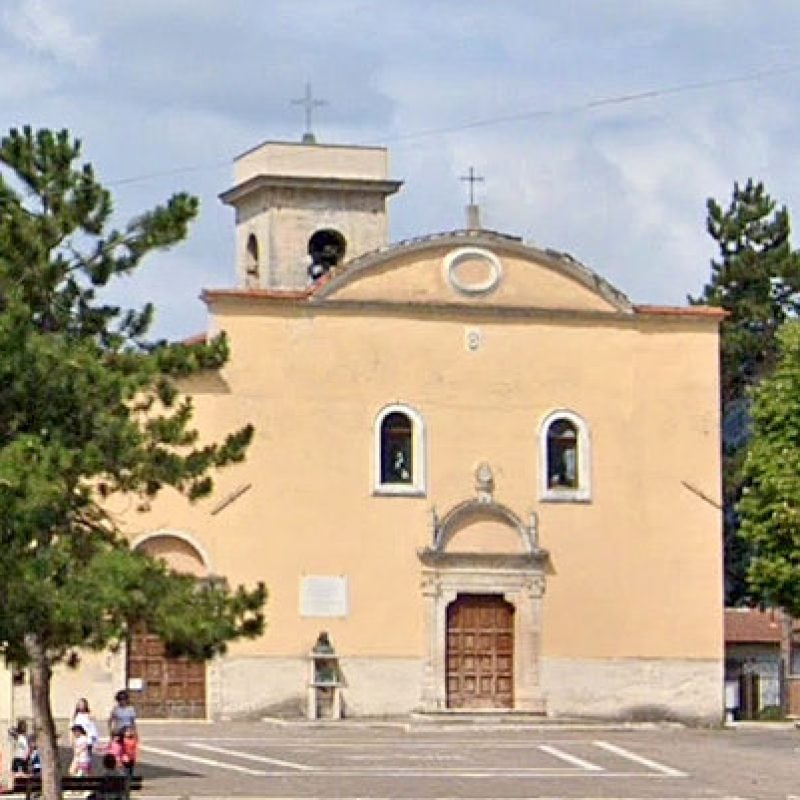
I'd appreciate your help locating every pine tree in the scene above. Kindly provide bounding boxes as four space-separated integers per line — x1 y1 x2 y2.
738 320 800 617
0 127 265 800
696 179 800 403
690 179 800 603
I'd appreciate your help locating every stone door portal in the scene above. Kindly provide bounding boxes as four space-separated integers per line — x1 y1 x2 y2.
446 594 514 709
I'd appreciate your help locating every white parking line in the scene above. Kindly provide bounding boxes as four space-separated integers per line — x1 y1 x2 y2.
344 753 466 761
593 740 687 777
141 738 691 781
187 741 314 771
140 744 269 776
538 744 604 771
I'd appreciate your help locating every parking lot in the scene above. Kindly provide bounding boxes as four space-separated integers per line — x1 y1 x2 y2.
131 719 800 799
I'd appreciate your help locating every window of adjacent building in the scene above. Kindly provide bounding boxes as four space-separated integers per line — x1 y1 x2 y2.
374 404 426 495
539 410 591 502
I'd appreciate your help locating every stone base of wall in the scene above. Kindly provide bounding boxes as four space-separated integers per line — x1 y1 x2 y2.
212 655 722 723
540 657 724 725
25 652 723 725
212 656 422 719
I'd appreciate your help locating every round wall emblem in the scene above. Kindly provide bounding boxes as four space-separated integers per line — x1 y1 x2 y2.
443 247 502 295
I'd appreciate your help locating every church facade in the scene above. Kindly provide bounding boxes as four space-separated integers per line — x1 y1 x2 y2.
9 136 725 724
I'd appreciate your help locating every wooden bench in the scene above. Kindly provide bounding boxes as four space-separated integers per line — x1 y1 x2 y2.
11 773 143 800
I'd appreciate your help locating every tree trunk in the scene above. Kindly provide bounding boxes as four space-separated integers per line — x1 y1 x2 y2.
26 634 61 800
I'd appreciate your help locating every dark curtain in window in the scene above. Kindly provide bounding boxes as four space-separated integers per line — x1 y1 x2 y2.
547 419 578 488
381 412 413 484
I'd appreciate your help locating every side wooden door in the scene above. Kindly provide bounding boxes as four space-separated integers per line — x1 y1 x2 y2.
446 594 514 709
127 627 206 718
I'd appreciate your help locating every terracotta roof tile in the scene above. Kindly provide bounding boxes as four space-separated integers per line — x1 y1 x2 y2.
725 608 783 643
634 304 727 320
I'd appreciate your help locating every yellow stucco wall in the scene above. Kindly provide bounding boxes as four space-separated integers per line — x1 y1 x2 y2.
124 244 722 669
326 249 619 311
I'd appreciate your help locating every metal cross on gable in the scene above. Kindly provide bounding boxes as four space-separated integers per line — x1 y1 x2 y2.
292 82 327 143
460 166 485 205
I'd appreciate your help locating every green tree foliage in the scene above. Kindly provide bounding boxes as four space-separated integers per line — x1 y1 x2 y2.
690 179 800 603
0 127 265 800
738 321 800 617
695 179 800 403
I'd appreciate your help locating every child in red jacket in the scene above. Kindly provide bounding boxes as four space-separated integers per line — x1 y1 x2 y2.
109 726 138 776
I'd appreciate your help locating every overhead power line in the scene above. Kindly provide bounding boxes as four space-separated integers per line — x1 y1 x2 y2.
381 63 800 143
105 63 800 189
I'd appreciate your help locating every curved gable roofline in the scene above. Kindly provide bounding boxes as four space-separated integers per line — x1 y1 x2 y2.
313 229 634 313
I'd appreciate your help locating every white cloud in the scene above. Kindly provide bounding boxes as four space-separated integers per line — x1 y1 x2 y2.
0 52 55 100
2 1 800 337
2 0 96 67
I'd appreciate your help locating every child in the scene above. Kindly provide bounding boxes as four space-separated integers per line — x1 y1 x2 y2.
108 726 137 776
96 752 125 800
119 726 138 776
101 753 120 774
69 723 91 777
28 738 41 776
8 719 29 774
71 698 99 754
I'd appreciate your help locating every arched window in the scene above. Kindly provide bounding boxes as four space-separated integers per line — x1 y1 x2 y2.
539 410 591 502
245 233 260 287
374 404 426 495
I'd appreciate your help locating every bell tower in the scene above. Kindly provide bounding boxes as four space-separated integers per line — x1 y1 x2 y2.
220 140 402 289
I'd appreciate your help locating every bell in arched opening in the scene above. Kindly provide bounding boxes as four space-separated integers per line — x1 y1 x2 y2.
308 228 346 281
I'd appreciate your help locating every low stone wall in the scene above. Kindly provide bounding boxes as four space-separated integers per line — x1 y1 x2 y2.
211 654 722 723
540 657 724 724
211 656 422 719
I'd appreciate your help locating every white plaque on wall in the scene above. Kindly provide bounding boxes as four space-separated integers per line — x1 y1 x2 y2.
300 575 348 618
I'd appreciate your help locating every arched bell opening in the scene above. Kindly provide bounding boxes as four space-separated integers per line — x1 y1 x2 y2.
308 228 346 280
245 233 260 287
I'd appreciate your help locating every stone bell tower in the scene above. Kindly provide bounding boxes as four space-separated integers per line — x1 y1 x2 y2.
219 139 402 289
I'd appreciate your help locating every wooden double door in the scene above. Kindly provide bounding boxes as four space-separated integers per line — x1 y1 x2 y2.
446 594 514 709
127 628 206 718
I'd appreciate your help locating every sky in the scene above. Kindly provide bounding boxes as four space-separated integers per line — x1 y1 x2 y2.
2 0 800 340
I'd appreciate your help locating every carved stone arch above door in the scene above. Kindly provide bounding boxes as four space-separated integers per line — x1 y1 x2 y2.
432 497 539 554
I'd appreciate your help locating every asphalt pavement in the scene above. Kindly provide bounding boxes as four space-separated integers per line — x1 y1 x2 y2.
122 717 800 800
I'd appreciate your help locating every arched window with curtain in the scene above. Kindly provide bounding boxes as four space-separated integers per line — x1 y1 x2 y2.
547 419 578 488
381 412 413 484
539 410 591 502
374 404 426 495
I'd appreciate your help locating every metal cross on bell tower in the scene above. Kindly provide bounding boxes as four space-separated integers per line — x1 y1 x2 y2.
460 166 485 230
292 83 327 144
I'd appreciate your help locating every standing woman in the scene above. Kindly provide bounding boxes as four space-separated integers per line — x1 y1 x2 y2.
8 720 29 774
71 698 99 754
108 690 137 737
